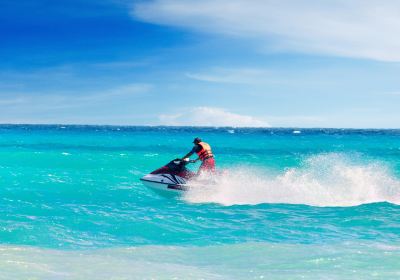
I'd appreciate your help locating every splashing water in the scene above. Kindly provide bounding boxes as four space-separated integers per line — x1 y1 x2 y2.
184 153 400 206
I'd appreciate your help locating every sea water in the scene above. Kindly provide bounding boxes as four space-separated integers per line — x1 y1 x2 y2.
0 125 399 279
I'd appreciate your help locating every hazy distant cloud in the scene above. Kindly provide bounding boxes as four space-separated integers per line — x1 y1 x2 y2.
265 115 326 127
159 107 269 127
132 0 400 61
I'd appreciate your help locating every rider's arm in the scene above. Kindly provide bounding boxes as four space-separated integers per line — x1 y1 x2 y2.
182 145 200 160
181 151 194 160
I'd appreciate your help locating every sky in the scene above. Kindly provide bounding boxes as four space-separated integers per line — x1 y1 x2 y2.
1 0 400 128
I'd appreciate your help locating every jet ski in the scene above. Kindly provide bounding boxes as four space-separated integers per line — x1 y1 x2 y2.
140 158 195 193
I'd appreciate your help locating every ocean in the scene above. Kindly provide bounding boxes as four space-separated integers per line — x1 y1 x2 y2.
0 125 399 279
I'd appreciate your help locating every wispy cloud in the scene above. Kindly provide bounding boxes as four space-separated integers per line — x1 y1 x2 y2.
76 83 152 102
159 106 269 127
384 91 400 96
0 83 151 108
0 97 28 106
0 83 152 124
132 0 400 61
89 60 152 70
185 67 272 84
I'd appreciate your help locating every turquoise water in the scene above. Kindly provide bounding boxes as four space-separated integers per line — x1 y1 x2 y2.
0 125 399 279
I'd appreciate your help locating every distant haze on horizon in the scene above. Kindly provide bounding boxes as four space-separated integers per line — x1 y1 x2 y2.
1 0 399 128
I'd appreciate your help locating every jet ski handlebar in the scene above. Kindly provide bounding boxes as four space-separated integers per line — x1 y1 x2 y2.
175 158 196 165
182 158 197 164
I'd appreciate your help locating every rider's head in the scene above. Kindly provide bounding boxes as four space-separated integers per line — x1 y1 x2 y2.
193 137 201 144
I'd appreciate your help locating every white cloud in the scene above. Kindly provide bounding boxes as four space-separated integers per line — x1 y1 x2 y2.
132 0 400 61
159 107 269 127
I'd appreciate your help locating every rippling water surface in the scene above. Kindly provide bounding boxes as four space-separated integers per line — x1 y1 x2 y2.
0 125 399 279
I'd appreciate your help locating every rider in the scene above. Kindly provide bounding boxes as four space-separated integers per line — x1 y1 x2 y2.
182 137 215 174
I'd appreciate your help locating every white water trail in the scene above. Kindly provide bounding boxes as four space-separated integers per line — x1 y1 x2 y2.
184 153 400 207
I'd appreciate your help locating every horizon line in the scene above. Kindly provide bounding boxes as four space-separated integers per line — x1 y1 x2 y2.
0 123 399 130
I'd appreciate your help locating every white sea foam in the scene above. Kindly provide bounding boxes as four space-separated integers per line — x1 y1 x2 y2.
144 153 158 157
184 153 400 207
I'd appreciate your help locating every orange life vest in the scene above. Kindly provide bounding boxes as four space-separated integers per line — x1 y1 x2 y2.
196 142 213 161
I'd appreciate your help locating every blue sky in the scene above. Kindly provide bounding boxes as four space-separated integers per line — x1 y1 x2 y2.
1 0 399 128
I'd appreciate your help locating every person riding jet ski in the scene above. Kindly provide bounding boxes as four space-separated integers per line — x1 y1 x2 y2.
182 137 215 174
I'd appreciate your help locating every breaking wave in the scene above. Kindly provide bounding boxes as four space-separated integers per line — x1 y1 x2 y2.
184 153 400 207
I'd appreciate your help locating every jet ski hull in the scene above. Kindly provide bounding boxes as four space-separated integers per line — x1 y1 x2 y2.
140 174 189 193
